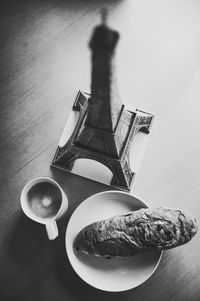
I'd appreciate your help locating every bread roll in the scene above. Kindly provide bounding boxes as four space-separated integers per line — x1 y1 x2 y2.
74 207 198 257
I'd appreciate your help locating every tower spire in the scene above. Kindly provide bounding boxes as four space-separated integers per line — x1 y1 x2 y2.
101 6 108 26
84 9 121 133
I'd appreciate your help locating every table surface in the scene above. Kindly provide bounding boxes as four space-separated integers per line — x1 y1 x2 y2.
0 0 200 300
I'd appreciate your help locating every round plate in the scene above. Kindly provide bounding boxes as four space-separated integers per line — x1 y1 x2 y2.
65 191 162 292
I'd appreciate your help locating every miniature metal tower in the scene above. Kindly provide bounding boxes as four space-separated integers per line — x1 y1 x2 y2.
52 11 153 191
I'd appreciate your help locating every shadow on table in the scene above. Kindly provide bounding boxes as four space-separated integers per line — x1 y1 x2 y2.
3 213 49 300
6 213 47 263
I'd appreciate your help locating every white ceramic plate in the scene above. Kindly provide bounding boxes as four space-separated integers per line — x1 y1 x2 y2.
65 191 162 292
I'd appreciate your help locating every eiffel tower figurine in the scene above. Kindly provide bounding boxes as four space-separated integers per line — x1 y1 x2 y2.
52 9 154 191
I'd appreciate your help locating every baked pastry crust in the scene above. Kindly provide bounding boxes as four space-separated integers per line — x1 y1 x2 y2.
74 207 198 257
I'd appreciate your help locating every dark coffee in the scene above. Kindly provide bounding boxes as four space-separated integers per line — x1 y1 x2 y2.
27 182 62 219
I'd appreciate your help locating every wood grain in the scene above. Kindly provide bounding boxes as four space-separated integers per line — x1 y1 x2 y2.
0 0 200 300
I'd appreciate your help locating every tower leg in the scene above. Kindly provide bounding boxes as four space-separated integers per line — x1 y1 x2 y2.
55 149 77 171
110 158 134 190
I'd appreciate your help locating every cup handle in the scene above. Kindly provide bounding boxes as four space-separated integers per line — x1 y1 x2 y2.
45 220 58 240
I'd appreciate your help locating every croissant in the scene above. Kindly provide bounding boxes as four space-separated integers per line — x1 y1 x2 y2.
74 207 198 257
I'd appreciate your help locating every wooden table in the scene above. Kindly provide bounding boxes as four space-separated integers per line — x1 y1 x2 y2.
0 0 200 300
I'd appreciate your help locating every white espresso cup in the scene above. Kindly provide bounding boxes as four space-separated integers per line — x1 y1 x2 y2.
21 177 68 240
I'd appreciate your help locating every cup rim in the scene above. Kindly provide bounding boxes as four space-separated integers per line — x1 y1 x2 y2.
20 177 68 224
